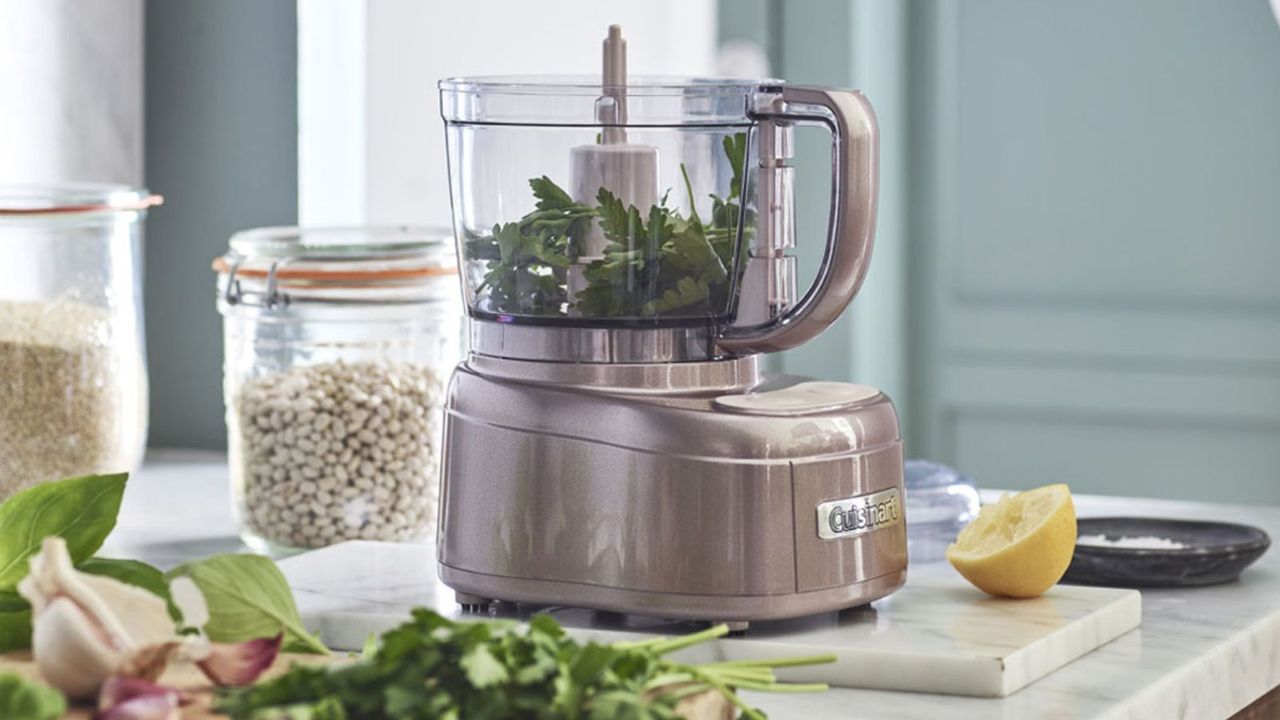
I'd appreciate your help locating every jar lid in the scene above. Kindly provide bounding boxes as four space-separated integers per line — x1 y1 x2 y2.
0 183 162 215
214 226 458 308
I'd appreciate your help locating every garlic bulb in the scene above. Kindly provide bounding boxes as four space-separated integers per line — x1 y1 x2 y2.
17 537 206 698
17 536 282 701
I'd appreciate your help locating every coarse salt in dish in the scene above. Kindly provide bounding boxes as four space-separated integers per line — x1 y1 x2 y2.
1076 534 1186 550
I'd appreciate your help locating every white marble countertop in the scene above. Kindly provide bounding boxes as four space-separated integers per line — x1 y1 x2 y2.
105 450 1280 719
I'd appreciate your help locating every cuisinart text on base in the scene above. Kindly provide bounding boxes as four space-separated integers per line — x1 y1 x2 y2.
816 488 903 540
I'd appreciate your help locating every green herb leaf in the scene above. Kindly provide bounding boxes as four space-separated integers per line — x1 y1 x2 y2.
0 673 66 720
595 187 632 244
643 276 712 315
461 644 509 688
665 218 727 283
0 591 31 653
167 554 328 655
80 556 180 621
0 473 127 591
531 175 576 211
723 132 748 199
360 633 378 660
568 643 615 687
246 697 349 720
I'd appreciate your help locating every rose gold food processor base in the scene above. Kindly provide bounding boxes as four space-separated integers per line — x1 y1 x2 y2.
436 353 907 629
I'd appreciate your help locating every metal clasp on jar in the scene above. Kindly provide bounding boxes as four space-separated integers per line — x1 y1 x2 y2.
221 253 294 309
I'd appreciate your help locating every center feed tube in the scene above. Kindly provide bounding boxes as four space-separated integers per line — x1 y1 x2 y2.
716 86 879 356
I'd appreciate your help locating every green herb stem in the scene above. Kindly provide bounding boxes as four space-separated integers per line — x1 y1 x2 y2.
644 624 730 656
699 668 777 684
687 667 766 720
679 162 700 223
703 653 839 669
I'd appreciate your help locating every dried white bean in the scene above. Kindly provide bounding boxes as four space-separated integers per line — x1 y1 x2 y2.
233 359 442 549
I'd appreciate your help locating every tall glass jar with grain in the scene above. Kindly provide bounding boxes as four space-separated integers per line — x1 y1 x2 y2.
214 227 462 553
0 184 158 499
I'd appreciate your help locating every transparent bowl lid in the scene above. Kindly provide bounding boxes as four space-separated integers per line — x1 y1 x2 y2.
440 75 780 127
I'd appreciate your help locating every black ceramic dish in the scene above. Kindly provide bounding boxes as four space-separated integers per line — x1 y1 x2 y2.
1062 517 1271 588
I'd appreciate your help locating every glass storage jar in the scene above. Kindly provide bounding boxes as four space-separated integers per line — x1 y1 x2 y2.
214 227 462 553
0 184 158 499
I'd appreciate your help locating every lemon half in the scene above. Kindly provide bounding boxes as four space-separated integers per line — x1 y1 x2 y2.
945 484 1077 598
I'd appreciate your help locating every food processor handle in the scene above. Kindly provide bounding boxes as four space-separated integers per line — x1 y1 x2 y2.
716 86 879 356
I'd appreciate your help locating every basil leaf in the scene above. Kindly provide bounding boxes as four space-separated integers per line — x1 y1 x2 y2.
80 557 180 621
0 673 65 720
167 554 328 655
0 591 31 653
0 473 127 590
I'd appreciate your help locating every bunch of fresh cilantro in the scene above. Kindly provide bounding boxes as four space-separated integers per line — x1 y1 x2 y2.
217 608 833 720
466 133 754 319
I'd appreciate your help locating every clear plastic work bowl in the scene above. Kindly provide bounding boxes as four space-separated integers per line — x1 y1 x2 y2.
440 76 766 327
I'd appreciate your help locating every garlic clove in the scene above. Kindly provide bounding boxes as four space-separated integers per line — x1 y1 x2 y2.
96 694 181 720
79 572 175 647
98 676 183 712
197 633 283 686
20 537 172 649
30 596 124 699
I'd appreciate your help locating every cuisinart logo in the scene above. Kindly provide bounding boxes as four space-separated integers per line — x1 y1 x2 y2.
816 488 903 540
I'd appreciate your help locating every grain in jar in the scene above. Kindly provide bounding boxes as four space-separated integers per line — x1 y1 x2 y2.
0 300 144 497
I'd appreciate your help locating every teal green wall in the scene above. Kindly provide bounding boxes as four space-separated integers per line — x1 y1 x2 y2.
752 0 914 446
723 0 1280 504
146 0 298 449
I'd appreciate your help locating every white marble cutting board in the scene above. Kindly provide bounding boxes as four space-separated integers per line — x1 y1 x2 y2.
277 541 1141 698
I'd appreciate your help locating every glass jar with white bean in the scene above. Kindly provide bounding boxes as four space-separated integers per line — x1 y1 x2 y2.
214 227 462 553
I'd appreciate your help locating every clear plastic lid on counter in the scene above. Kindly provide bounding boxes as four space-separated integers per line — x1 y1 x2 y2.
904 459 982 563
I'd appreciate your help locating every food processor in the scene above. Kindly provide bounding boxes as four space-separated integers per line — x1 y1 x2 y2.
436 27 906 628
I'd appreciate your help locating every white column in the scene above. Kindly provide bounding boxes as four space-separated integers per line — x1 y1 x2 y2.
298 0 718 227
297 0 367 225
0 0 143 186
